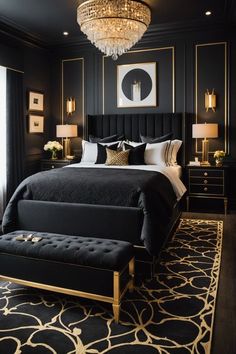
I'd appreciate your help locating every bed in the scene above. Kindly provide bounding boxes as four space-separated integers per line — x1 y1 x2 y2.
2 113 186 274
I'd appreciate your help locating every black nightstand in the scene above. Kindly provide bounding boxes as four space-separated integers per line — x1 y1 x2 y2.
41 159 79 171
185 165 228 215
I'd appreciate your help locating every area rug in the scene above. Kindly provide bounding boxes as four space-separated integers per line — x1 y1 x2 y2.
0 219 223 354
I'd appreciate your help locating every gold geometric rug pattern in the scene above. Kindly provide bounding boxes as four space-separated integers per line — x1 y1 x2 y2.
0 219 223 354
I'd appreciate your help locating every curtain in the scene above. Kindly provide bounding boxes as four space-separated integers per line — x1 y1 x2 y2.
6 69 25 202
0 66 7 220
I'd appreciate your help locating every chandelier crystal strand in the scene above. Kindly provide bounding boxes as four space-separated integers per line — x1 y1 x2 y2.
77 0 151 60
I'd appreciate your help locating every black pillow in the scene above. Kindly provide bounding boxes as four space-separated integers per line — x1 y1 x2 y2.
95 143 119 164
140 132 173 143
124 143 146 165
89 134 125 143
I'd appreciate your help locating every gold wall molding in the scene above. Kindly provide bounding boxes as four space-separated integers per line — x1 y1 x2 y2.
102 46 175 114
195 42 228 154
61 57 85 138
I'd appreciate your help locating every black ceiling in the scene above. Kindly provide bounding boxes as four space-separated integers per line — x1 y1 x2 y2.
0 0 235 47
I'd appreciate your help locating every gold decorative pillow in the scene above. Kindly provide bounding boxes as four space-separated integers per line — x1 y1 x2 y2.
105 148 130 166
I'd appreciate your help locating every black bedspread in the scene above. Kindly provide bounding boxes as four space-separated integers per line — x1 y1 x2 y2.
2 167 177 255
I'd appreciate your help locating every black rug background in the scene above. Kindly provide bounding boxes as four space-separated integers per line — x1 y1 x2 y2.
0 219 223 354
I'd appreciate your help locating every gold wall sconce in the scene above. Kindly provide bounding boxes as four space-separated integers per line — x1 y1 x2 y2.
66 97 76 116
205 89 216 112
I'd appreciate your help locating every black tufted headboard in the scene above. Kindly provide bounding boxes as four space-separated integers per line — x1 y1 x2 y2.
87 113 186 165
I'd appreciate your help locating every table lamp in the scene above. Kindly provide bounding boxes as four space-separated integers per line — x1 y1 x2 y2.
192 123 218 165
56 124 78 158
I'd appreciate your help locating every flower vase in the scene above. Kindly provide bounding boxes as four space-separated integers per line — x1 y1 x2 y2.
215 158 223 167
51 150 58 160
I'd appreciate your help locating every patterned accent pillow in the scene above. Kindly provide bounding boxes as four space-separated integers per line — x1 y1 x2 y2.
95 143 119 164
105 148 130 166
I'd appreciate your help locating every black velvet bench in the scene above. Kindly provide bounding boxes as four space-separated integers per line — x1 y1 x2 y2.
0 231 135 323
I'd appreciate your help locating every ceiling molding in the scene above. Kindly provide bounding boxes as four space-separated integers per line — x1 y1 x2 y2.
0 15 233 51
0 17 48 50
50 20 232 50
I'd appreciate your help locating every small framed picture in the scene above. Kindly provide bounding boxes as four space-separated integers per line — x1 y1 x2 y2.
117 62 157 108
29 91 44 111
29 115 44 133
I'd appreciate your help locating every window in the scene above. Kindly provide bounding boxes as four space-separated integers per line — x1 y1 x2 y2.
0 66 6 219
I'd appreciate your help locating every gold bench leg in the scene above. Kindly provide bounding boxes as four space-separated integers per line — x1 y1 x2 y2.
112 302 120 323
113 257 135 323
113 271 120 323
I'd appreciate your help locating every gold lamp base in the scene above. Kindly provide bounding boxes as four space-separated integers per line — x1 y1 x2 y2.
201 138 210 165
63 138 71 158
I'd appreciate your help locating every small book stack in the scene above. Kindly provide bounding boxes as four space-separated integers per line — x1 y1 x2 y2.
188 159 201 166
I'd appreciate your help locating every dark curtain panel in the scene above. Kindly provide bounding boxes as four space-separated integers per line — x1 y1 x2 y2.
6 69 25 201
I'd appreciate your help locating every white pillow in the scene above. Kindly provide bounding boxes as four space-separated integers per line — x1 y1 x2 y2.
81 140 121 163
167 140 182 166
145 141 170 166
81 140 97 163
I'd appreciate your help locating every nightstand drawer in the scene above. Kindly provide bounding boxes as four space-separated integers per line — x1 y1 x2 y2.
189 184 224 195
189 169 223 178
190 177 223 185
41 158 80 171
41 161 69 171
186 165 228 214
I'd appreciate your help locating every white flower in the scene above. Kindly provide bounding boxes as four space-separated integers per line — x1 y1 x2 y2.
44 141 63 151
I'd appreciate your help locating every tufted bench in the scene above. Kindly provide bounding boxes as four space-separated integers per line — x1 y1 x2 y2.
0 231 135 322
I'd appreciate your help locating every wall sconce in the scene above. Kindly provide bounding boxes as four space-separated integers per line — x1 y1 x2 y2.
205 89 216 112
56 124 78 158
66 97 76 116
192 123 218 165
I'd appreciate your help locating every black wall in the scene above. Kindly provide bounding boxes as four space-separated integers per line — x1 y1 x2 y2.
50 25 236 163
1 22 236 205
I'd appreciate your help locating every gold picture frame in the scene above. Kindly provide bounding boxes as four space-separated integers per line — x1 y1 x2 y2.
29 115 44 133
29 91 44 111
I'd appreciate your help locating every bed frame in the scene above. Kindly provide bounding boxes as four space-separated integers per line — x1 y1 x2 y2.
15 113 185 276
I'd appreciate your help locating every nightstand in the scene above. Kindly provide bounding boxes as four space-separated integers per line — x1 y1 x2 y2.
185 165 228 215
41 159 79 171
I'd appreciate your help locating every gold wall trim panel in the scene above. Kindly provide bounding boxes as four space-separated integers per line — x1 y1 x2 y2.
102 46 175 114
195 42 228 154
61 57 85 138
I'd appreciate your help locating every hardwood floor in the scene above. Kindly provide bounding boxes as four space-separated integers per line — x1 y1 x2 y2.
182 211 236 354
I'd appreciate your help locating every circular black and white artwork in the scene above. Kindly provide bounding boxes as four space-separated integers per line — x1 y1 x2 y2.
117 62 156 107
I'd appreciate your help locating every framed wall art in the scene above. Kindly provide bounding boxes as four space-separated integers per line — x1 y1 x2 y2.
29 115 44 133
117 62 156 108
29 91 44 111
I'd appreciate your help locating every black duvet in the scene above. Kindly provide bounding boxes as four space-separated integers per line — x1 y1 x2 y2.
2 167 177 254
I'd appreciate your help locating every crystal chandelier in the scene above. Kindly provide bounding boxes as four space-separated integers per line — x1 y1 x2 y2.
77 0 151 60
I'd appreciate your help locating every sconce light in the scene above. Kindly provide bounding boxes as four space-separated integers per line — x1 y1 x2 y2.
66 97 76 116
205 89 216 112
192 123 218 165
